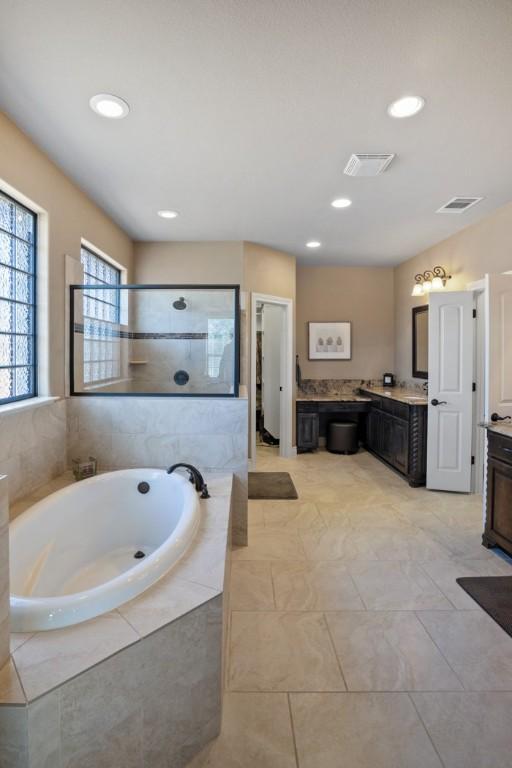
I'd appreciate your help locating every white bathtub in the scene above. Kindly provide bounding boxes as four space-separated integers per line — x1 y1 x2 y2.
9 469 201 632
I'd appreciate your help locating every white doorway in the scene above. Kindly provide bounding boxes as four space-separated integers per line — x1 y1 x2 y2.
250 293 294 465
468 273 512 495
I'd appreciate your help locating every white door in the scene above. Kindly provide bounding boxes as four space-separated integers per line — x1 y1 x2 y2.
427 291 474 492
262 303 283 439
485 273 512 422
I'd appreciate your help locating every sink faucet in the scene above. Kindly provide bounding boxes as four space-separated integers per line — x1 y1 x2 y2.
167 463 210 498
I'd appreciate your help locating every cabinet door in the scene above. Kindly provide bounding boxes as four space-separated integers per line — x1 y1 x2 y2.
367 407 384 453
378 412 409 473
486 457 512 551
390 418 409 474
297 413 319 451
379 412 393 461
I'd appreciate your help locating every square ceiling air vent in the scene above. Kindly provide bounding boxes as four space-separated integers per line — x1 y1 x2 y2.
436 197 483 213
343 153 395 177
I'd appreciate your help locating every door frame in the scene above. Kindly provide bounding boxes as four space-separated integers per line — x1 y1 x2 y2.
250 292 294 466
467 279 486 495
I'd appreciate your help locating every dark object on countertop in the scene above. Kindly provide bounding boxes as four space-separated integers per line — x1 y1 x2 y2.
456 576 512 637
172 296 187 310
249 472 298 500
327 422 358 454
383 373 395 387
174 369 190 385
167 463 210 498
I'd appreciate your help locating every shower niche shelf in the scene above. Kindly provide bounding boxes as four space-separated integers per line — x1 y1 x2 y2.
70 284 240 397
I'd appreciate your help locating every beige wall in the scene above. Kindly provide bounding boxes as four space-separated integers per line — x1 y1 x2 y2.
394 200 512 383
133 241 244 284
243 242 296 300
243 242 297 448
296 266 395 380
0 112 134 396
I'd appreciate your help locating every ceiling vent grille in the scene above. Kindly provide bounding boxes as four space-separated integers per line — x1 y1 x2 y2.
436 197 483 213
343 153 395 177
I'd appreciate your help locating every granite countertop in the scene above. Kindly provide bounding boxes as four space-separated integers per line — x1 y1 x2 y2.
296 394 371 402
360 386 428 406
480 422 512 437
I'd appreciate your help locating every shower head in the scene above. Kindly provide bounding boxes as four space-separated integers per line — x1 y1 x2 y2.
172 296 187 310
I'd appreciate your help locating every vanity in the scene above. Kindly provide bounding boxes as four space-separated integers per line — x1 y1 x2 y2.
296 387 428 486
296 395 371 452
360 388 428 486
483 426 512 556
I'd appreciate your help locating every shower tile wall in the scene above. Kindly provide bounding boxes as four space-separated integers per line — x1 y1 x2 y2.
128 289 236 395
0 476 8 667
67 395 248 545
0 400 67 506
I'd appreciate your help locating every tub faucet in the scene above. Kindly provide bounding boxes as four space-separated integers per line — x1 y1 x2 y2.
167 463 210 498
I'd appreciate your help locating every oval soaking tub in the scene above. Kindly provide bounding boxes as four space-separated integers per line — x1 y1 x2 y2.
9 469 201 632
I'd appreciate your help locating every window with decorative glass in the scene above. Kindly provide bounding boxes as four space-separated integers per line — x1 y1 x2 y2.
80 246 121 385
0 191 37 405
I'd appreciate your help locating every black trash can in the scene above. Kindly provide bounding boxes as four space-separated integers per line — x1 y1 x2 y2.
327 422 358 455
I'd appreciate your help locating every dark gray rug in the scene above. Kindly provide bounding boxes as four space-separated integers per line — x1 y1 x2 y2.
248 472 298 500
456 576 512 637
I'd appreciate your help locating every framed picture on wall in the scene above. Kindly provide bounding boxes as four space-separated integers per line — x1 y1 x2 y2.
308 321 351 360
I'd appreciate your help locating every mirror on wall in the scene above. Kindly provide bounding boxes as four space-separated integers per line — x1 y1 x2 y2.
412 305 428 379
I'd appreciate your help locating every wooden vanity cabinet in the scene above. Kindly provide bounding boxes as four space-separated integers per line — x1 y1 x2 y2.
296 400 369 453
483 431 512 555
363 393 427 486
297 412 319 452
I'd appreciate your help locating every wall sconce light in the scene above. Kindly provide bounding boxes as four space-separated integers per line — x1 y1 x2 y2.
411 266 451 297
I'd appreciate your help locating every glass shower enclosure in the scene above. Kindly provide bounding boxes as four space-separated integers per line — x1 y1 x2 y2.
70 285 240 396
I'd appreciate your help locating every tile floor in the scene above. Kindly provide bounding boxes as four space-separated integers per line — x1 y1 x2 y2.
189 446 512 768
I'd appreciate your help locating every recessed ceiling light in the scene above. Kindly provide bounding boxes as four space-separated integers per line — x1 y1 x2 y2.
306 241 321 249
331 198 352 209
387 96 425 119
89 93 130 119
157 210 179 219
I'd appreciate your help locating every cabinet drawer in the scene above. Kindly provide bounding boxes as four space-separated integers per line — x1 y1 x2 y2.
488 432 512 465
381 398 408 421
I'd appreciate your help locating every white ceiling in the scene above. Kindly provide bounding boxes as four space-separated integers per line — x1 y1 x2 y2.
1 0 512 265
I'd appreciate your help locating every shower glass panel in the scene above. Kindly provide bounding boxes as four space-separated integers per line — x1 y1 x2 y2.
70 285 240 396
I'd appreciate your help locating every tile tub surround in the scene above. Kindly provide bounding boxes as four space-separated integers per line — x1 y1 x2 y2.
0 399 67 506
0 477 9 668
67 393 248 546
0 474 232 768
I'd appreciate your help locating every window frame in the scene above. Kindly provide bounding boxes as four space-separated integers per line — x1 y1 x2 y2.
79 244 122 386
0 189 38 406
69 284 241 398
